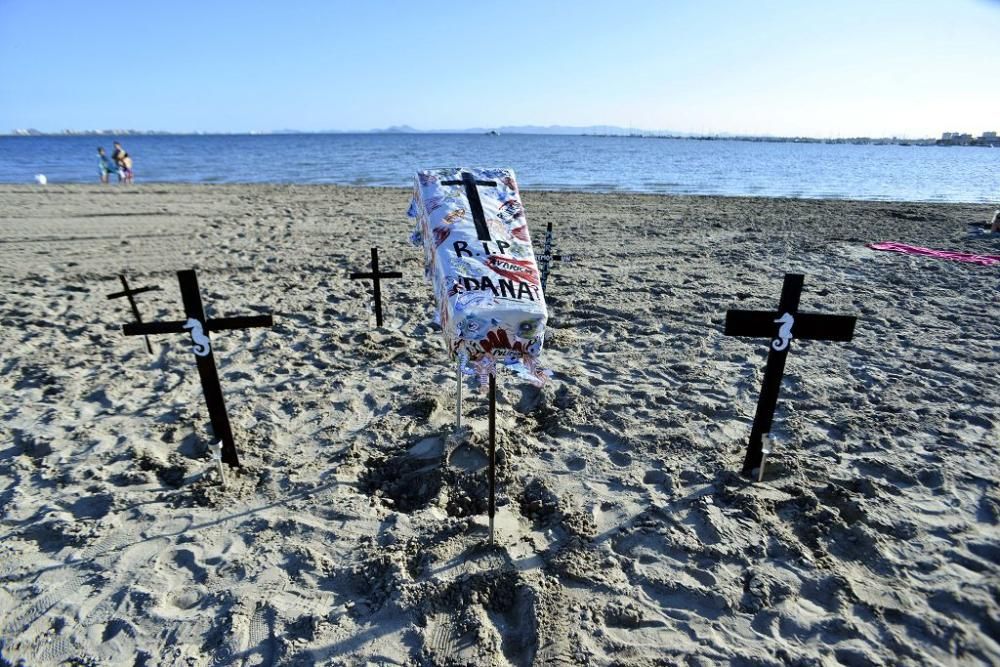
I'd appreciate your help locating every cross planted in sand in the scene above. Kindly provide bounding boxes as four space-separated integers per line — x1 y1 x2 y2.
724 273 857 478
537 221 573 291
122 269 273 467
107 274 161 354
349 247 402 328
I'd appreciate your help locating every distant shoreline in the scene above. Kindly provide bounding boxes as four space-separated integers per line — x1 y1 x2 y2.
5 130 997 147
0 183 992 206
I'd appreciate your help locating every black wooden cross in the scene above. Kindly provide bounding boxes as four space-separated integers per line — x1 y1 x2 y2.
122 269 273 467
536 222 573 291
349 247 402 328
724 273 857 477
107 274 161 354
441 172 497 241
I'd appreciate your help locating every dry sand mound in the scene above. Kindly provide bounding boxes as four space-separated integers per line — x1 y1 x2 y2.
0 185 997 666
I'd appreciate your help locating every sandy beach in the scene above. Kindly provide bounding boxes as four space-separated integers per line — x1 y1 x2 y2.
0 183 997 666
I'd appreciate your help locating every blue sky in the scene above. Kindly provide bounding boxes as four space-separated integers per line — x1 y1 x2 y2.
1 0 998 137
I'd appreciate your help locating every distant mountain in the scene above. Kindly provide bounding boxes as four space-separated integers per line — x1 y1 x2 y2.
6 126 939 144
2 125 680 137
377 125 419 134
496 125 672 136
363 124 683 136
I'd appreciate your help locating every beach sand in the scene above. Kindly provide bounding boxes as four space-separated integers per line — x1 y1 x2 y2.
0 184 997 666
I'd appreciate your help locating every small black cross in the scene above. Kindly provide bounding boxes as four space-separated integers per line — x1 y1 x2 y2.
122 269 273 467
724 274 857 477
536 222 573 291
441 172 497 241
107 274 161 354
349 247 402 328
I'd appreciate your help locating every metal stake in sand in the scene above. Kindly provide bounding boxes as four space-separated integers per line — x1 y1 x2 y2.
488 372 497 545
349 247 402 328
212 440 227 487
537 222 573 291
757 434 777 482
122 269 273 467
724 273 857 478
455 359 464 430
107 274 161 354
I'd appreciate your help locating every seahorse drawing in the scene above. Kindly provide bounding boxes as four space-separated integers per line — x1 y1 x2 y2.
183 318 211 357
772 312 794 351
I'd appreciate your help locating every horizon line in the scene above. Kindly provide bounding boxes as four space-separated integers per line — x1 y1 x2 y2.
6 126 984 142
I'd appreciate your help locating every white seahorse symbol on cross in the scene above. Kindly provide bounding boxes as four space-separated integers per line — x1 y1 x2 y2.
772 312 794 351
183 318 211 357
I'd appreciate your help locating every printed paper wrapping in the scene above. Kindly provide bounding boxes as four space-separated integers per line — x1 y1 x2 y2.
408 167 549 387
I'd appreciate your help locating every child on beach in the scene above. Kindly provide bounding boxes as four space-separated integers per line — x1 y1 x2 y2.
112 141 134 184
122 153 134 184
97 147 114 184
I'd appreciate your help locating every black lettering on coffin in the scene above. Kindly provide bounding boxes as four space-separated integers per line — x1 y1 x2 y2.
480 276 500 296
498 278 517 298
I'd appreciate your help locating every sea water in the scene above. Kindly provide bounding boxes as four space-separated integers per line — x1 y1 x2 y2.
0 133 997 203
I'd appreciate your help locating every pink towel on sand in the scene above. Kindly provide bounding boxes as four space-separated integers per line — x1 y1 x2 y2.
867 242 1000 267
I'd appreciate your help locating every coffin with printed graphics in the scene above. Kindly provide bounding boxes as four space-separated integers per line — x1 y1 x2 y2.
408 167 548 385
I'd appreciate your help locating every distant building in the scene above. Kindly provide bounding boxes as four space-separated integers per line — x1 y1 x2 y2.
978 131 999 147
938 132 975 146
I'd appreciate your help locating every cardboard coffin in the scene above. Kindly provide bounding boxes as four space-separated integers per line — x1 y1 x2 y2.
409 167 548 386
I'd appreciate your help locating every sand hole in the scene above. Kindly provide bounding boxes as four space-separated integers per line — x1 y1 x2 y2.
448 443 488 473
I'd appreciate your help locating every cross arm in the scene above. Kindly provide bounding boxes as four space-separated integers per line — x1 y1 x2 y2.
206 315 274 331
725 310 856 341
441 179 497 187
724 310 776 338
793 313 857 341
349 271 402 280
107 285 161 300
123 320 188 336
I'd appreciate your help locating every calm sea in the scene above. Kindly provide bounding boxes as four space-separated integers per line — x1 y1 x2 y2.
0 133 997 203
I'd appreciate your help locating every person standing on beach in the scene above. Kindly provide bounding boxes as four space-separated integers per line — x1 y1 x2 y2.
97 147 115 184
112 141 134 184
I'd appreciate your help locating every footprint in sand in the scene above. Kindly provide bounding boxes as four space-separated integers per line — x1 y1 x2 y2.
243 602 278 667
421 571 540 667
